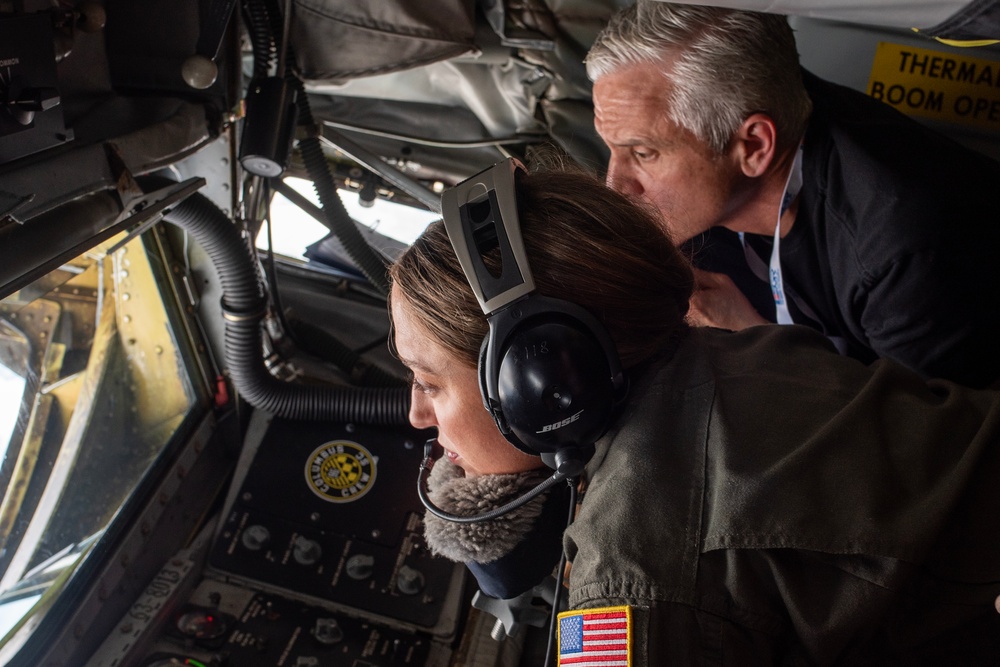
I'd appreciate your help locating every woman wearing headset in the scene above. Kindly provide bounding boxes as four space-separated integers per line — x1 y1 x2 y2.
388 162 1000 666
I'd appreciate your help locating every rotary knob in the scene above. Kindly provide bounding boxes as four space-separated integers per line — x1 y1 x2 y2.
293 536 322 565
314 617 344 645
396 565 425 595
241 524 271 551
345 553 375 580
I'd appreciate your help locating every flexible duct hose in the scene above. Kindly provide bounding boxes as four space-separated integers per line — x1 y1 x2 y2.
292 77 392 294
162 191 410 424
245 0 391 293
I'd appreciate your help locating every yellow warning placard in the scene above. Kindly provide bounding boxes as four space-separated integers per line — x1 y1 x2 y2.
867 42 1000 130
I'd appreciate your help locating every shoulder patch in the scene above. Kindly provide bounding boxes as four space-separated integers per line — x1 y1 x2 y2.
557 605 632 666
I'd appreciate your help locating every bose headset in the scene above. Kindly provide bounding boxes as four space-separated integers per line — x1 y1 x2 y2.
417 157 627 524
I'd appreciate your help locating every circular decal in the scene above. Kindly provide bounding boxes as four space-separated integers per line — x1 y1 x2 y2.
305 440 377 503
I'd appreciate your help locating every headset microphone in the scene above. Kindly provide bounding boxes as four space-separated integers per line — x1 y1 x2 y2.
416 439 576 524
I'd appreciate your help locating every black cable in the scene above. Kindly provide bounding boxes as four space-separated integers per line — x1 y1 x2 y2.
241 0 276 80
415 436 584 662
416 440 567 524
276 0 292 78
544 479 577 667
259 179 304 351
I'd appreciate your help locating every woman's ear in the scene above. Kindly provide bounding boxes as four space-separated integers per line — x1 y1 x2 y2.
731 113 778 178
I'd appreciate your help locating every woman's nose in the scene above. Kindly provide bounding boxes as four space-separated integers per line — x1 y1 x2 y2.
408 387 435 429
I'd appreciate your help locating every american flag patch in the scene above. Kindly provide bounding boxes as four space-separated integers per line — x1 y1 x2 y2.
557 605 631 666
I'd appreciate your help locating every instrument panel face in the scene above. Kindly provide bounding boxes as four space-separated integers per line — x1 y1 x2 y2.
0 13 72 163
208 418 458 633
145 580 435 667
89 417 472 667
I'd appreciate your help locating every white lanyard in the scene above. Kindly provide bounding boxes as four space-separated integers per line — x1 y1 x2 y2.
738 144 849 354
769 144 804 325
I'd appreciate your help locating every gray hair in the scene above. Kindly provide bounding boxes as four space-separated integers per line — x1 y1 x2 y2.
586 2 812 153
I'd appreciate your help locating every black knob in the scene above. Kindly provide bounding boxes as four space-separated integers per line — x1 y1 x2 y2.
293 536 322 565
241 524 271 551
345 553 375 580
4 77 60 126
396 565 425 595
314 618 344 645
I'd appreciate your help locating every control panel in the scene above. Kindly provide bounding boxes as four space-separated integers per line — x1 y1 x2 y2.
207 418 460 634
89 416 473 666
0 12 72 164
143 580 436 666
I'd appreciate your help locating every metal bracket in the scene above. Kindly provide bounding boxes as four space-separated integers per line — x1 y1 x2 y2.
471 577 556 641
103 178 207 256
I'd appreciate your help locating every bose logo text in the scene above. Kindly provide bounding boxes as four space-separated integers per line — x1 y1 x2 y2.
536 410 584 433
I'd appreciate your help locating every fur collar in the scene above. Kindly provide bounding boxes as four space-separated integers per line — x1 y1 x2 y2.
423 458 551 564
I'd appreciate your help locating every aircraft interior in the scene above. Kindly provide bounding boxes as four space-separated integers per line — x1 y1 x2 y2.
0 0 997 665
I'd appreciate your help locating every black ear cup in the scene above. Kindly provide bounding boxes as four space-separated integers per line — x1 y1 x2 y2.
494 315 617 455
478 294 624 458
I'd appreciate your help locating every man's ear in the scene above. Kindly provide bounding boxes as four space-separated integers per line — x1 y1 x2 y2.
731 113 778 178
